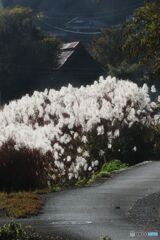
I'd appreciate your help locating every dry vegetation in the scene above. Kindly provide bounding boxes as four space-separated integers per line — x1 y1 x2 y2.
0 192 43 218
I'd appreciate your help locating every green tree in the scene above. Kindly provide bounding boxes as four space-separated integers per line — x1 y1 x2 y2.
0 6 61 102
90 27 124 70
108 61 145 83
90 27 145 83
123 1 160 76
2 0 42 8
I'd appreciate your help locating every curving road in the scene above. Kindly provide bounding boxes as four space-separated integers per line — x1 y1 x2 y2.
28 161 160 239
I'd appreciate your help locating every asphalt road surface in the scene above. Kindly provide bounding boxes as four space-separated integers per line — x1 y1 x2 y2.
8 161 160 240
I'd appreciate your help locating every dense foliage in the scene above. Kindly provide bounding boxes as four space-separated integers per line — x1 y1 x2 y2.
0 6 61 102
1 0 143 25
0 222 42 240
90 27 146 84
90 1 160 84
0 222 32 240
90 28 124 70
0 76 159 190
123 1 160 77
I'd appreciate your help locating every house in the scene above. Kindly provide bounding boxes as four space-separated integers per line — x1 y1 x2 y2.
41 41 105 90
1 41 105 103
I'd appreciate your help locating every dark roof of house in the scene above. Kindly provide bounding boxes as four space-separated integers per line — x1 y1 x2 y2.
48 41 106 89
57 41 106 79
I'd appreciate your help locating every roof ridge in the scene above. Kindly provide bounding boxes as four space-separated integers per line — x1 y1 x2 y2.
61 41 80 51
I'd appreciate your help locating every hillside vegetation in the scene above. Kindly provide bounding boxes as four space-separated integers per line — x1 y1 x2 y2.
0 6 60 102
90 1 160 84
2 0 143 24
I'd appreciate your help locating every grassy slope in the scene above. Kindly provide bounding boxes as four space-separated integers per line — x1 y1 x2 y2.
87 160 128 185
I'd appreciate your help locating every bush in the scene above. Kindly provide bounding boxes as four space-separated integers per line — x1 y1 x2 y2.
0 140 49 191
100 236 111 240
0 222 39 240
0 76 159 190
100 236 112 240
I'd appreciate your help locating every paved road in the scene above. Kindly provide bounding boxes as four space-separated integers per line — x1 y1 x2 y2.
19 162 160 239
